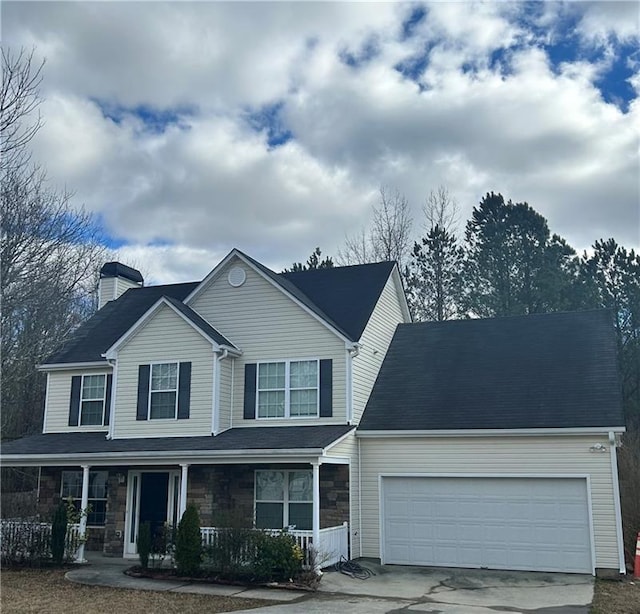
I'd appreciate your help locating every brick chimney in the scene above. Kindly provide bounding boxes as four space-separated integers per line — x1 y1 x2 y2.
98 262 144 309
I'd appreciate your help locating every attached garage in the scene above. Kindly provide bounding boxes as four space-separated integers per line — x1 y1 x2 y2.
357 311 626 575
381 476 593 573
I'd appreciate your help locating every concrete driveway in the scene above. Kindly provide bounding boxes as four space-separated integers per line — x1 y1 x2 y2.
233 562 594 614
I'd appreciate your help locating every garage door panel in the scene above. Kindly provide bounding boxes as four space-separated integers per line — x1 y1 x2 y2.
382 477 591 573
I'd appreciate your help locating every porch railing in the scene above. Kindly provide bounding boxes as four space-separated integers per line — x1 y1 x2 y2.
200 521 348 569
0 520 83 562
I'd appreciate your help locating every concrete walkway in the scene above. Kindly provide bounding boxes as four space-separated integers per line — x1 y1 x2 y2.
66 553 307 603
67 554 594 614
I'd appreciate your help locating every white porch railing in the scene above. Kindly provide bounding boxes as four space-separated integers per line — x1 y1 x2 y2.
200 521 348 569
0 520 83 562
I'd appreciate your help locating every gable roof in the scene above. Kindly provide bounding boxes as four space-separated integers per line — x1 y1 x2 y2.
104 295 237 358
44 282 199 365
281 260 401 341
42 250 399 367
359 309 625 432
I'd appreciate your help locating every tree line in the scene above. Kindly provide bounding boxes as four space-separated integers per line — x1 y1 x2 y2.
290 188 640 433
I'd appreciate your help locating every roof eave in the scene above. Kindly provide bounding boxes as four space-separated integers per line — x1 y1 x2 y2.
37 361 110 372
356 427 627 437
0 447 326 467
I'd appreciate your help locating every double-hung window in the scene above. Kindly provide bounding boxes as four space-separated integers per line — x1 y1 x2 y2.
149 363 178 419
61 470 108 526
257 360 318 418
80 375 107 425
255 470 312 530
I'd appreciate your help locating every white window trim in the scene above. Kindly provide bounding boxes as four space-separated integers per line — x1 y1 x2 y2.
254 469 313 529
79 373 108 427
60 470 108 527
148 361 180 421
255 359 320 420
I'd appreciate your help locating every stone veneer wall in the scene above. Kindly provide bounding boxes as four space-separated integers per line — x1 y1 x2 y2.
37 467 113 552
188 463 349 529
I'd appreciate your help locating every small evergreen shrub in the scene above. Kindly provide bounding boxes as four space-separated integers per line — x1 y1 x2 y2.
254 531 303 582
137 522 152 569
50 503 68 565
174 504 202 576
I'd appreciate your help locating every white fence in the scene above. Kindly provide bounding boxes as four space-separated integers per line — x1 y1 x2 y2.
200 521 348 569
0 520 83 562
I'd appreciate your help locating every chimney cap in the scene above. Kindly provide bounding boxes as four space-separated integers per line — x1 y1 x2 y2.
100 262 144 284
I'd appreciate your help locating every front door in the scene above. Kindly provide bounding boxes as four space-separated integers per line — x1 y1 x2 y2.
124 470 180 557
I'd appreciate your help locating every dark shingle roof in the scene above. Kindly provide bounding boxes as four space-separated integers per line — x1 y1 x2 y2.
1 425 354 457
43 254 398 365
359 310 625 431
281 261 398 341
45 282 199 364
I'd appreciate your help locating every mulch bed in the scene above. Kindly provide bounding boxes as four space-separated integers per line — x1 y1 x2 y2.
125 565 320 591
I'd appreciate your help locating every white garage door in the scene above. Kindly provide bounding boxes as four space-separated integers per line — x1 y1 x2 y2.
382 476 592 573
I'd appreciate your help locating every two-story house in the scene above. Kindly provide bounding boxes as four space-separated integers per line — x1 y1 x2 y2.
1 249 626 575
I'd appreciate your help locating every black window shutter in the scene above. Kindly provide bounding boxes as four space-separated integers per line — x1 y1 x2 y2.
244 363 257 419
177 362 191 419
319 359 333 417
103 374 113 426
136 364 150 421
68 376 81 426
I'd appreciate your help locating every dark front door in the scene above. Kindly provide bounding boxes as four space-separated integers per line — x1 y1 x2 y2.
139 472 169 546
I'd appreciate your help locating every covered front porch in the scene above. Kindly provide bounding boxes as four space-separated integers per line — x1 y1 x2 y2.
36 459 350 567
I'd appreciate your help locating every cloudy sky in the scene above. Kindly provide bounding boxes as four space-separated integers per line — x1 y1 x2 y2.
4 1 639 284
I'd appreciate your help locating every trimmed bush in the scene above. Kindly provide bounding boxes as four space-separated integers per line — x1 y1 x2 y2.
202 528 304 582
137 522 151 569
174 504 202 576
50 503 68 565
254 531 303 582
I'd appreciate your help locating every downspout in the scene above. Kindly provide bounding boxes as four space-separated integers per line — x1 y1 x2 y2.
212 349 228 435
358 436 363 559
346 343 360 425
106 358 117 439
609 431 626 574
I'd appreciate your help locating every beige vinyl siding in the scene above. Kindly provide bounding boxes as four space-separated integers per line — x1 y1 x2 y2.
98 277 116 309
352 274 406 424
217 357 234 432
359 436 620 570
190 258 347 426
43 367 112 433
324 431 360 557
113 304 214 438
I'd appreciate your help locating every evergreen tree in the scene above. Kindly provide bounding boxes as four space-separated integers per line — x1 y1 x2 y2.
463 192 579 317
284 247 334 272
406 224 464 321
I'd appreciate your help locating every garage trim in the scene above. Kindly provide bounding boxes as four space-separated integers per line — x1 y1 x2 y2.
378 473 596 575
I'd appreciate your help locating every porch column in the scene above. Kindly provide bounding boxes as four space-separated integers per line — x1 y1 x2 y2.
312 461 320 569
179 463 189 519
76 464 90 563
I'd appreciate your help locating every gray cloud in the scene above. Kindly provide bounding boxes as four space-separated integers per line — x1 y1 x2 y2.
4 1 638 282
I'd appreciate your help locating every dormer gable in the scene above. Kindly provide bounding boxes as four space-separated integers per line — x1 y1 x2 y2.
103 296 240 360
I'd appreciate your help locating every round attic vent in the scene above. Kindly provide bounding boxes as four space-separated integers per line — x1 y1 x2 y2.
228 266 246 287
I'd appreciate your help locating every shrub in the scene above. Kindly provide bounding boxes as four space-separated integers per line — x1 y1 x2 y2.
137 522 152 569
254 531 303 582
174 504 202 576
50 503 67 565
203 527 259 577
0 521 51 567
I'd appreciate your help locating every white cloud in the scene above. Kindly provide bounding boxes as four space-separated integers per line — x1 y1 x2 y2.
4 1 639 284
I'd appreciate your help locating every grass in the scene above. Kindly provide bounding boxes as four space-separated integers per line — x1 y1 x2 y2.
590 577 640 614
0 568 274 614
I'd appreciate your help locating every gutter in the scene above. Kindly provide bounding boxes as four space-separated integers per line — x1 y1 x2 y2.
0 447 327 466
609 431 626 574
356 427 626 437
